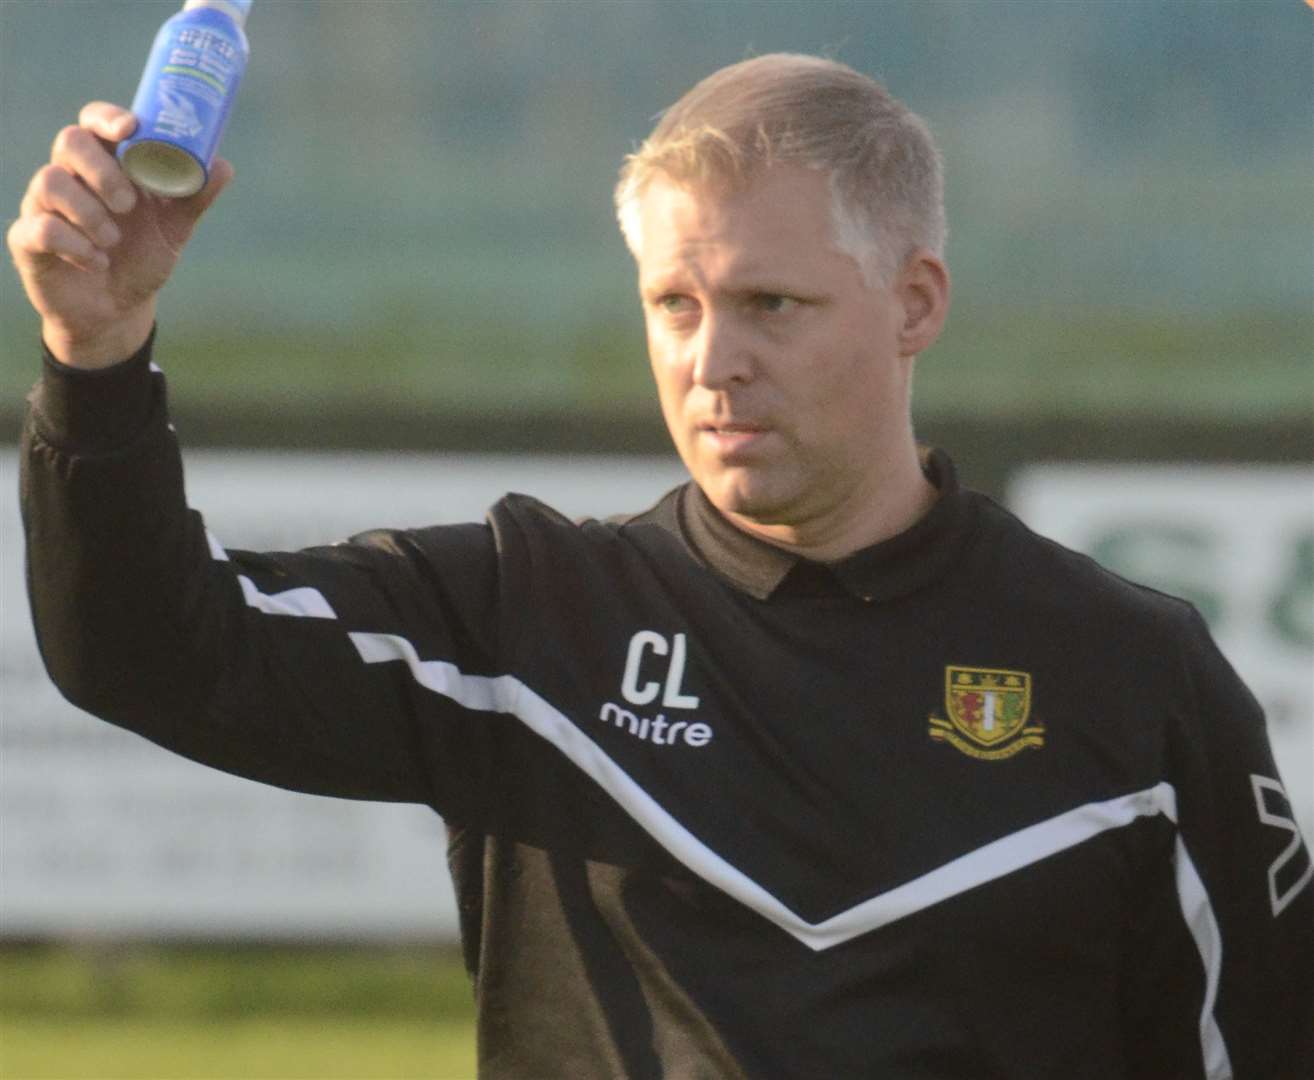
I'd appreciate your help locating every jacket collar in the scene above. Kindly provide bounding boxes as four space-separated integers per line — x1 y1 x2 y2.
677 448 972 602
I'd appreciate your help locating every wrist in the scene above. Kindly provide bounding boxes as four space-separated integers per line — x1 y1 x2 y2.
42 306 157 370
34 327 158 453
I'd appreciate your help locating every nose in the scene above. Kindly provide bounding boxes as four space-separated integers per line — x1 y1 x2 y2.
690 312 753 389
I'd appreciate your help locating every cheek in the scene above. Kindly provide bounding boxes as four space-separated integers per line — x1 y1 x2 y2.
793 342 895 448
644 319 669 374
646 331 688 396
798 336 873 409
646 352 690 435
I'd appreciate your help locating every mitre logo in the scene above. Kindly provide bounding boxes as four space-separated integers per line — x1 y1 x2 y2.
596 630 714 749
928 666 1043 761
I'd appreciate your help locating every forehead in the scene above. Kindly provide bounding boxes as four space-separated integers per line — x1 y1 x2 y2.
635 165 854 288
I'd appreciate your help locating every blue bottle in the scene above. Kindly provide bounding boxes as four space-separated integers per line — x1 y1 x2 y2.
117 0 251 198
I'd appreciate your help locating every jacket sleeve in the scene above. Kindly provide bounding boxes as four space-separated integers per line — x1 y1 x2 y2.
21 338 504 818
1157 608 1314 1078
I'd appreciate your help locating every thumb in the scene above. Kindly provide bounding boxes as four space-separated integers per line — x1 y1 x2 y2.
157 158 234 245
188 157 235 217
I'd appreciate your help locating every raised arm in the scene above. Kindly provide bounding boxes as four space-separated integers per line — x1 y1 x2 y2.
13 107 505 816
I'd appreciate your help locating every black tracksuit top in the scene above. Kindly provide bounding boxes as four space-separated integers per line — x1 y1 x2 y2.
21 340 1314 1079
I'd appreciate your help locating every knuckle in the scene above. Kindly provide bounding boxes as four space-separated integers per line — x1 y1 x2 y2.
30 163 63 199
6 216 27 256
29 214 55 248
31 213 69 251
52 124 84 156
28 165 79 217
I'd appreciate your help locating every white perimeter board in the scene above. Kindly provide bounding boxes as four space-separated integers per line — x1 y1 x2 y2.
1010 463 1313 842
1 450 688 939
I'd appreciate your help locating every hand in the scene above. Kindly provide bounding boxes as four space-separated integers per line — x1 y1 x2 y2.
6 102 234 368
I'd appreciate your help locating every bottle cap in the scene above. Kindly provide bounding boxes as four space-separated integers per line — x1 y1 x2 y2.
183 0 252 26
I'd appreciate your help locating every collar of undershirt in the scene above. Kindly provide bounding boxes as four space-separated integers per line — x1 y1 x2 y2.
676 448 973 603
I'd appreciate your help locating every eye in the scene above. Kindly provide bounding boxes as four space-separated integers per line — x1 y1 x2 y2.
656 294 698 316
751 293 798 315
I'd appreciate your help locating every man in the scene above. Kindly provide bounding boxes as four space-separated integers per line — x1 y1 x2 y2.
11 54 1312 1078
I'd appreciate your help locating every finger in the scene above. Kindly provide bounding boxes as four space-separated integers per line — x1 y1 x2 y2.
77 103 138 214
51 122 137 216
8 211 110 274
21 165 122 251
77 101 138 145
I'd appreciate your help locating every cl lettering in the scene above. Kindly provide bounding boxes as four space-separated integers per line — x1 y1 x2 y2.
621 631 701 709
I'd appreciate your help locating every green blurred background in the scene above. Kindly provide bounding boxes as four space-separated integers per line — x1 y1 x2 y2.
2 0 1311 471
1 2 1310 1077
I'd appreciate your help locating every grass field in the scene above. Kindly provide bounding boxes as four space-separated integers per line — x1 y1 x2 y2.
2 1017 477 1080
0 945 478 1080
3 303 1311 434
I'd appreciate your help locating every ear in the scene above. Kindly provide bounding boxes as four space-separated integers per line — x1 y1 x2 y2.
894 250 950 358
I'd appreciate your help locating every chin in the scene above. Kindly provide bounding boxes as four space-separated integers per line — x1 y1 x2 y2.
700 471 794 524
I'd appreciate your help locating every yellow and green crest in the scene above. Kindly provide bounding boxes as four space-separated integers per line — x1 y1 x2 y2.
929 666 1043 761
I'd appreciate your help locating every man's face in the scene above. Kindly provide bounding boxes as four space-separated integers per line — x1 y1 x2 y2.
636 165 919 542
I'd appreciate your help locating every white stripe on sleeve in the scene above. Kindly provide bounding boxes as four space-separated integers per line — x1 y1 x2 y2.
207 530 337 619
1174 835 1233 1079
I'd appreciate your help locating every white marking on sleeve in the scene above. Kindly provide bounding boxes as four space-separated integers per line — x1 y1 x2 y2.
207 529 337 619
236 577 337 619
348 632 514 713
206 531 229 561
1173 837 1233 1079
1250 774 1314 917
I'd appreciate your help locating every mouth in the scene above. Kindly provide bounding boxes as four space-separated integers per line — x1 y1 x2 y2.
696 420 772 457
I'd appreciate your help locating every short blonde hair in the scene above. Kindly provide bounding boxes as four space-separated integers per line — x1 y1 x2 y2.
615 53 946 286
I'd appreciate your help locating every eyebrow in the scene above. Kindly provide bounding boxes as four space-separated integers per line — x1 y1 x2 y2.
640 273 816 301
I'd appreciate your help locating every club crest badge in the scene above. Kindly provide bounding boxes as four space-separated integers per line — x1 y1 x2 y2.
929 666 1043 761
